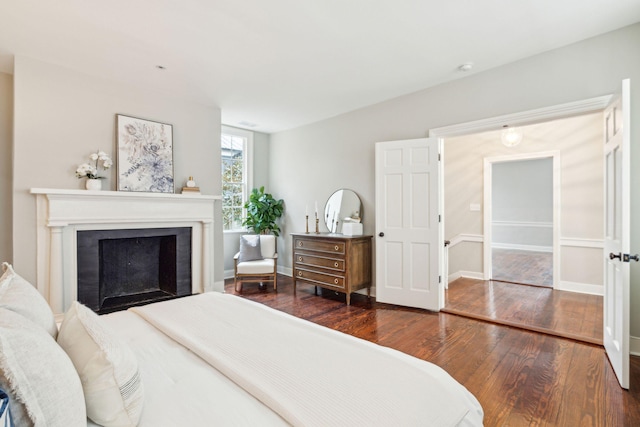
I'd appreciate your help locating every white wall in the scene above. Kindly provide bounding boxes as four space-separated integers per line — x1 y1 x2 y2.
270 23 640 337
492 158 553 249
11 56 223 287
0 72 12 264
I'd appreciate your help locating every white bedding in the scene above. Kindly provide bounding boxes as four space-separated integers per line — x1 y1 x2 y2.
91 292 483 426
88 308 287 427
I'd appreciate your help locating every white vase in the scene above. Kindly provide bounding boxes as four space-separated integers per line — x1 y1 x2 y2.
85 178 102 191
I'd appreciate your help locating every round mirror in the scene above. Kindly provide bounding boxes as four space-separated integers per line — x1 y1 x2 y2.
324 189 362 233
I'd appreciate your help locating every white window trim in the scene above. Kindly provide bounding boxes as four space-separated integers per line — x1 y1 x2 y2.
222 125 253 232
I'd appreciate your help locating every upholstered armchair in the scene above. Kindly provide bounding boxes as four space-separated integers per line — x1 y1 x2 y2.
233 235 278 292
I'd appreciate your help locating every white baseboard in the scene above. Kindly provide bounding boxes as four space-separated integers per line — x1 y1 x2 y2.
278 266 293 277
448 270 484 282
491 242 553 253
557 281 603 296
631 336 640 357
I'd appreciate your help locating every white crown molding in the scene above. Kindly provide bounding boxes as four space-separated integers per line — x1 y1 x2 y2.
428 95 612 138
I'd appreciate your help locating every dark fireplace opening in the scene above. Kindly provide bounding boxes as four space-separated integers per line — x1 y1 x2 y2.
77 227 192 314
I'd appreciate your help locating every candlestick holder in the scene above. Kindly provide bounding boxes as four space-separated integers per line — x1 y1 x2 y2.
305 215 309 234
315 215 320 234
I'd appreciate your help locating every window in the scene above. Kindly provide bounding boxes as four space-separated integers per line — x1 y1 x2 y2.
221 126 253 231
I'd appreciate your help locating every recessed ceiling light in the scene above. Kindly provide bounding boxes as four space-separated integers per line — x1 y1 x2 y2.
155 65 166 70
238 121 258 128
458 63 473 72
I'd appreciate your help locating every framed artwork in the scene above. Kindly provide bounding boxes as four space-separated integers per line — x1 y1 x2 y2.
116 114 174 193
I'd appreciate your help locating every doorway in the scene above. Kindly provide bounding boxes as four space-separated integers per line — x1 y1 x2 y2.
485 154 558 288
431 99 607 344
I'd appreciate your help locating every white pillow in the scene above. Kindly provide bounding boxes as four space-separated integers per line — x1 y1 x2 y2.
57 301 144 427
0 262 58 338
0 307 86 427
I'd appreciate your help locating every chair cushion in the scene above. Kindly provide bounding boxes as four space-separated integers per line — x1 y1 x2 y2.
236 259 275 275
259 235 276 258
57 301 144 427
239 235 263 262
0 262 58 339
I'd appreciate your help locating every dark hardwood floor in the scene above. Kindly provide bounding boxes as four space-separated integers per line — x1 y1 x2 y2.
225 275 640 426
444 277 603 345
492 248 553 287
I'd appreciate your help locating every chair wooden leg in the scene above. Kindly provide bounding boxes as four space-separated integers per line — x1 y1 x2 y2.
274 273 277 292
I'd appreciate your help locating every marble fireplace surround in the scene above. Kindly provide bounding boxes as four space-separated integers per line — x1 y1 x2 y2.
31 188 220 316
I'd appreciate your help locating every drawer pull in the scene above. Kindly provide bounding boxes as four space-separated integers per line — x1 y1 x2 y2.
334 278 339 284
298 271 303 277
298 241 303 247
334 245 339 251
334 262 339 267
298 256 303 262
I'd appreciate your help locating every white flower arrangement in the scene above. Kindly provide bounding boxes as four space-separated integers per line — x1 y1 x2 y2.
76 150 113 179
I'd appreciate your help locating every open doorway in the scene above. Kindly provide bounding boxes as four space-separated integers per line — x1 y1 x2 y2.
435 104 606 343
487 155 556 288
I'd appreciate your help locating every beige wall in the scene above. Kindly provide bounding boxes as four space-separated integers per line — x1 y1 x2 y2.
0 72 12 264
444 113 603 288
11 56 223 286
270 23 640 337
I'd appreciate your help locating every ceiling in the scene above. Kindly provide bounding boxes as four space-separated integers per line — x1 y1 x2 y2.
1 0 639 134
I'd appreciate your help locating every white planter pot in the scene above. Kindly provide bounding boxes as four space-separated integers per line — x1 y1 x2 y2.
85 178 102 191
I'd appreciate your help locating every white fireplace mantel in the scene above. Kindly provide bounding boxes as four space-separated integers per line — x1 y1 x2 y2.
31 188 221 315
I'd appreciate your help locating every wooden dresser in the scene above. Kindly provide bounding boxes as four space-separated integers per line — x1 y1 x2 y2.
291 233 372 305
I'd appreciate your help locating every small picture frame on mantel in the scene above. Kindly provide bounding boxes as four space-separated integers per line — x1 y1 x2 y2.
116 114 174 193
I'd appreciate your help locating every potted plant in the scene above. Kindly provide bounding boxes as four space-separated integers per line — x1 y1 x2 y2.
75 150 113 190
243 186 285 236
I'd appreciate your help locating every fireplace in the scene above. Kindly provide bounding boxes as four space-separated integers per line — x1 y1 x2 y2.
31 188 220 317
77 227 192 314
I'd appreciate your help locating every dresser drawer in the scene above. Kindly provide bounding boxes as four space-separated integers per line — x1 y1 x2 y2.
294 253 345 272
294 238 345 255
295 268 345 289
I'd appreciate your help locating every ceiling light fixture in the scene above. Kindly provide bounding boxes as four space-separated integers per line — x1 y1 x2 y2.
501 126 523 147
458 62 473 72
238 121 258 128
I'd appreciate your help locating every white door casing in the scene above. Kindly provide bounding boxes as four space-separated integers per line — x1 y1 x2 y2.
482 151 561 289
375 138 442 310
603 79 631 389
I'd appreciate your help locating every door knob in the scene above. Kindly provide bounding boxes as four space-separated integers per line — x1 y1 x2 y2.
610 252 622 260
378 232 384 237
623 253 639 262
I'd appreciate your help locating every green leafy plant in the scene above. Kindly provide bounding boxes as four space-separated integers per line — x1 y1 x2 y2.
243 186 285 236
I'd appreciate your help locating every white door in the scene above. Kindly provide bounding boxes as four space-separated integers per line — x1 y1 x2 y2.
375 138 442 310
603 79 633 389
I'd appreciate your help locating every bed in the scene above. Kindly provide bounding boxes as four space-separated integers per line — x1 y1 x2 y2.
0 263 483 426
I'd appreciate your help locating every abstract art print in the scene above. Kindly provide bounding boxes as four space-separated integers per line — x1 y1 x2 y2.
116 114 174 193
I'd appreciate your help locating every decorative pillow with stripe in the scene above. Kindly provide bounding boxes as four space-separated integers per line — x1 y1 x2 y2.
57 301 144 427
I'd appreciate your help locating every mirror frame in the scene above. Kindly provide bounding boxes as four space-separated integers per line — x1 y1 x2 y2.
324 189 362 233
